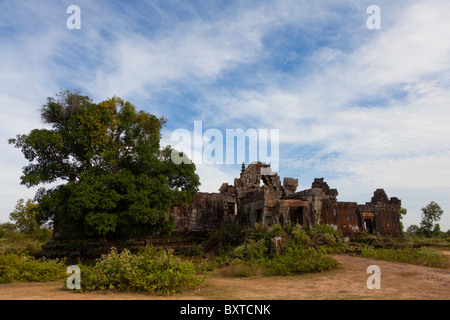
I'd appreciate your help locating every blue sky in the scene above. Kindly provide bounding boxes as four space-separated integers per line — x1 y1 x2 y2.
1 0 450 231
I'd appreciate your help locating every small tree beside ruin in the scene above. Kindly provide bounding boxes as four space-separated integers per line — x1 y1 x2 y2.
419 201 443 238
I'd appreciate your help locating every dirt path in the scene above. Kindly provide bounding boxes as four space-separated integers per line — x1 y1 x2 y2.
1 254 449 300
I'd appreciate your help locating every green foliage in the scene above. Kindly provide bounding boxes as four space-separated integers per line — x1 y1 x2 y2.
264 246 339 276
0 222 52 255
406 224 420 236
10 90 200 240
400 235 450 247
0 240 66 284
309 224 343 238
360 246 447 268
209 223 340 277
179 242 204 257
233 266 251 278
0 223 62 284
419 201 444 238
79 245 203 295
244 223 283 242
0 254 66 284
232 239 267 261
9 199 40 233
399 207 407 232
205 223 247 255
284 224 310 246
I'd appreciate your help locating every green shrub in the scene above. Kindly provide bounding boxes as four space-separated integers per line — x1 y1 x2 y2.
79 245 203 295
0 252 66 283
264 246 338 276
211 224 341 276
206 224 247 254
231 239 267 261
0 226 51 256
245 223 283 242
180 242 204 257
291 228 310 246
309 224 343 238
233 266 251 278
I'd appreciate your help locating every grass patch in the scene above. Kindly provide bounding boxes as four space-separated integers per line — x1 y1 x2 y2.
213 263 266 278
359 246 448 268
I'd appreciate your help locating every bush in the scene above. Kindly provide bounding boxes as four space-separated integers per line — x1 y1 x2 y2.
245 223 283 242
205 224 247 255
291 227 310 246
79 245 203 295
264 246 338 276
0 223 52 255
179 242 204 257
0 237 66 284
309 224 343 238
211 224 341 276
0 252 66 283
231 239 267 261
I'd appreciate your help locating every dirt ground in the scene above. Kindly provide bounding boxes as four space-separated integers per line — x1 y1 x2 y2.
1 253 449 300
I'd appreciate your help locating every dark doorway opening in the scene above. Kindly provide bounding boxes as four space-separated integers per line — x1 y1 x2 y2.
364 219 374 234
255 209 262 223
289 207 304 226
227 202 236 216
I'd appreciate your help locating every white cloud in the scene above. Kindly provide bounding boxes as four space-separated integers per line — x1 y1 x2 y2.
184 1 450 229
1 0 450 231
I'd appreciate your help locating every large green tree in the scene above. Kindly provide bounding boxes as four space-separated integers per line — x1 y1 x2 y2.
9 90 199 242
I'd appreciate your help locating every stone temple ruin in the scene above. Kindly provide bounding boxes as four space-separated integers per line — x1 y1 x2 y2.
38 161 402 258
172 161 402 236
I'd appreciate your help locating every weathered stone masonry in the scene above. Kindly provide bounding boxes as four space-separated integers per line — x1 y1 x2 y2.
172 162 402 236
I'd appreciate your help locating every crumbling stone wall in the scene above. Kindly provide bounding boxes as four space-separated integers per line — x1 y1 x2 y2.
172 192 226 233
187 163 402 236
358 189 402 235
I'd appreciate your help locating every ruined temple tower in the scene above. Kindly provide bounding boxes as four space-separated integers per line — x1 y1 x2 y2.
171 162 402 235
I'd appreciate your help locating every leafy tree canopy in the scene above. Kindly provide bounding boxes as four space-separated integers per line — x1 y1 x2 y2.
9 199 39 233
419 201 443 238
9 90 199 240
